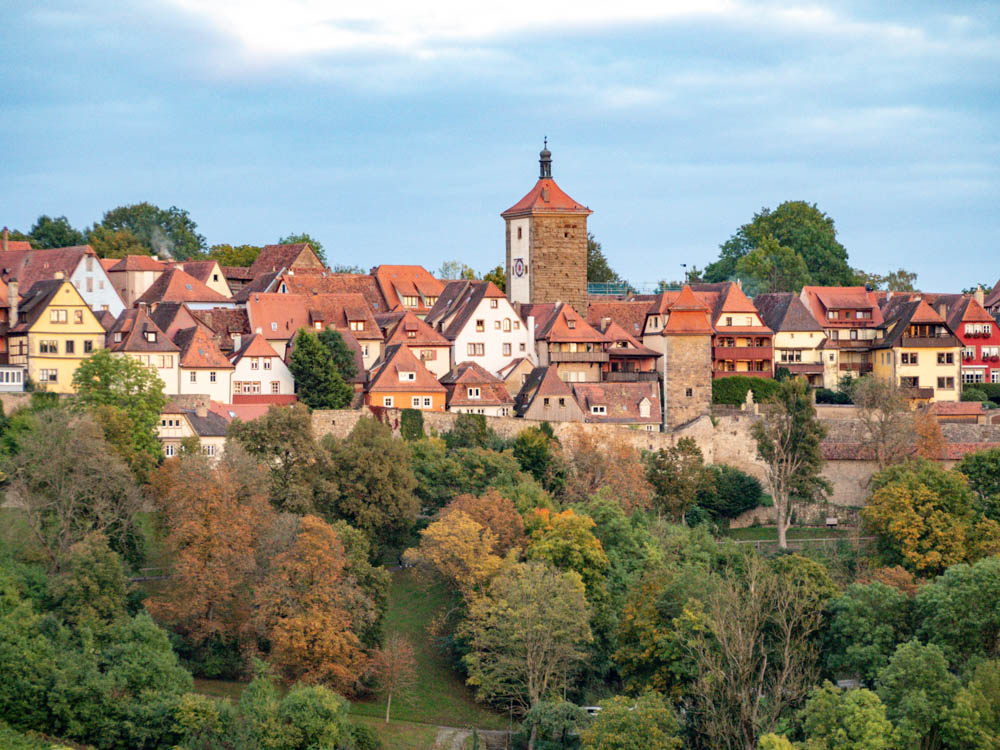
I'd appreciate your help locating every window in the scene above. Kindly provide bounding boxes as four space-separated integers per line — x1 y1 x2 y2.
83 340 93 353
423 397 432 407
468 387 481 399
165 444 175 458
567 319 576 329
412 396 421 408
383 396 394 407
399 371 416 382
502 318 511 331
350 320 364 331
271 322 278 331
271 381 280 394
962 347 976 359
476 319 485 332
402 295 419 307
213 273 219 282
40 369 57 382
209 371 216 383
74 310 83 324
963 371 985 384
725 316 733 326
145 330 157 343
850 329 858 340
114 332 123 343
494 320 500 329
362 345 369 357
558 398 565 407
263 358 271 370
900 376 920 388
467 343 484 356
490 299 499 308
519 343 526 352
502 343 512 356
420 349 436 361
993 371 1000 384
827 310 837 320
901 353 918 365
161 355 173 368
517 227 522 239
50 309 68 323
86 277 93 293
937 377 955 389
250 358 259 370
937 352 954 365
514 320 520 329
234 381 261 395
204 444 216 457
543 397 550 407
190 371 197 383
983 346 1000 358
86 255 94 271
64 340 74 354
40 340 58 354
314 321 323 330
591 405 606 415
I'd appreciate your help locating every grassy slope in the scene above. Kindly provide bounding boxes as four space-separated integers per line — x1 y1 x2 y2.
351 715 439 750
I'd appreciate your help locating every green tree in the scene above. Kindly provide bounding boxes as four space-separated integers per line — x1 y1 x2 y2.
823 582 913 686
706 201 853 286
734 235 811 294
943 659 1000 749
587 234 622 284
696 464 766 520
526 509 609 594
84 225 149 258
483 265 506 292
101 202 206 259
28 215 85 248
48 534 127 630
321 418 419 550
580 693 683 750
797 682 897 750
513 425 565 493
207 243 262 267
72 348 167 468
437 260 478 280
855 268 919 292
954 446 1000 521
317 328 359 382
646 437 715 523
751 378 830 548
876 640 959 750
287 329 353 410
277 232 327 266
444 412 504 450
399 409 424 441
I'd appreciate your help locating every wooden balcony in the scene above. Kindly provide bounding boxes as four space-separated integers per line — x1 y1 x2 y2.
603 371 660 382
901 335 960 347
549 350 609 363
713 346 772 360
839 362 873 374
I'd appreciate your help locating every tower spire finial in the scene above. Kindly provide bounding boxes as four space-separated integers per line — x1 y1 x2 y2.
539 137 552 179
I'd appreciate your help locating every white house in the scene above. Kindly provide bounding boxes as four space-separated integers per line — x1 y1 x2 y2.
424 280 535 376
229 333 295 401
174 325 235 403
0 245 125 316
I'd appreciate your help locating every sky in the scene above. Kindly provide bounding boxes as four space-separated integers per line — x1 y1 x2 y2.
2 1 998 292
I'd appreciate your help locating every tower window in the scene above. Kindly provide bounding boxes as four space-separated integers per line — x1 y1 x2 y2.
564 232 569 238
517 227 522 239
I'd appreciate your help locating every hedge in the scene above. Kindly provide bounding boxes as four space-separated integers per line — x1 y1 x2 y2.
816 388 852 405
711 375 781 405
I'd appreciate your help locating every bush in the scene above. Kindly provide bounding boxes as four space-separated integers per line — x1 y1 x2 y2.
399 409 424 441
962 387 988 402
350 722 384 750
696 464 766 519
980 383 1000 402
711 376 780 405
816 388 852 405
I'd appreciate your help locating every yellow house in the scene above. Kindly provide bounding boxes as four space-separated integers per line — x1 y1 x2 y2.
7 278 106 393
872 298 961 403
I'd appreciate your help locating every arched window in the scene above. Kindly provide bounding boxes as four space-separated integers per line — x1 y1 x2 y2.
502 318 511 331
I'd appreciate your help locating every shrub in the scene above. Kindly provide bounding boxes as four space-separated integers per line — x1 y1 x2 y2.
399 409 424 441
696 464 766 519
962 387 988 402
816 388 852 405
711 376 780 405
350 722 383 750
980 383 1000 402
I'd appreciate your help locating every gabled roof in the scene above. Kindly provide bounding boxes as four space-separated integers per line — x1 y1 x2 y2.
0 245 96 291
170 260 226 288
523 302 608 344
572 381 661 424
108 254 165 272
149 302 202 339
189 307 251 352
497 357 532 381
366 344 446 394
664 285 715 335
249 243 323 277
688 281 763 325
99 258 118 272
174 326 234 369
372 265 444 313
753 293 824 333
874 297 958 349
306 292 383 341
135 268 230 305
95 309 116 331
383 309 450 347
230 332 281 364
279 272 388 312
514 365 576 417
441 361 513 407
246 293 311 338
107 307 179 353
425 280 507 340
162 401 230 437
9 279 67 332
221 265 255 281
2 240 33 251
233 270 283 301
501 178 592 218
800 286 884 328
596 319 660 356
586 300 651 339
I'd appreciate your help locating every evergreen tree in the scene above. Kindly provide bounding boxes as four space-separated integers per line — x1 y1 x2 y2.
317 328 358 381
288 329 353 410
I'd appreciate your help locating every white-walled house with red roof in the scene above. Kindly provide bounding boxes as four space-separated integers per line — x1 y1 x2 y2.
229 332 295 402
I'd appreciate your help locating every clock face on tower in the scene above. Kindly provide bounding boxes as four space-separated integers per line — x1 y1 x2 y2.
512 258 526 278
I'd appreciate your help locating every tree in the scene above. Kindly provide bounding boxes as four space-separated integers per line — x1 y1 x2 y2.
943 659 1000 749
84 225 149 258
734 235 811 294
863 459 1000 575
696 464 766 520
563 427 653 511
587 234 622 284
437 260 477 280
751 378 830 548
277 232 327 266
207 243 261 267
255 515 372 693
483 265 506 292
955 446 1000 521
399 408 424 441
580 692 683 750
706 201 853 286
855 268 919 292
101 202 206 259
369 633 417 723
647 437 715 523
321 418 419 549
823 582 913 686
72 348 167 469
684 554 826 750
797 682 897 750
443 490 526 556
405 510 503 601
48 534 128 630
331 263 365 274
288 329 354 410
444 412 504 451
876 640 959 750
460 561 591 720
526 508 609 594
0 408 143 570
518 700 587 749
850 376 914 470
147 448 275 673
228 404 323 513
27 214 85 248
317 328 359 382
513 425 565 494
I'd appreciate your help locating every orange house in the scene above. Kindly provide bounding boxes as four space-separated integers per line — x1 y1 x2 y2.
364 344 446 411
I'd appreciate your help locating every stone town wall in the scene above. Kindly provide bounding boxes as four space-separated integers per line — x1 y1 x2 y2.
529 214 588 312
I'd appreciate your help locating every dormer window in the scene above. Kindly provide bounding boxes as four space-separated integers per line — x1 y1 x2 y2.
279 283 287 293
114 332 123 343
468 387 481 399
350 320 364 331
567 319 576 329
591 405 606 415
145 330 157 343
271 322 278 332
407 330 416 338
399 370 416 382
314 321 323 330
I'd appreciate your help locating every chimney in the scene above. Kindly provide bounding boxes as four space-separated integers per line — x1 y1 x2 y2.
975 285 985 306
195 401 208 418
938 303 947 318
601 316 611 331
232 332 242 351
1 227 7 253
8 279 18 324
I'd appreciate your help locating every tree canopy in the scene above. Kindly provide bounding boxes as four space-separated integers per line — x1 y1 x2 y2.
287 329 354 410
277 232 327 266
100 202 206 259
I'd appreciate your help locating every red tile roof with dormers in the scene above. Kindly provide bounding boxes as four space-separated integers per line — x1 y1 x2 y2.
246 292 383 343
501 178 592 217
372 265 444 314
383 309 450 347
440 361 513 408
174 325 234 369
366 344 446 394
106 307 179 353
522 302 608 344
136 268 230 305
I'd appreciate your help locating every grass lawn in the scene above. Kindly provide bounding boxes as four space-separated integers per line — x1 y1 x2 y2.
725 526 852 542
350 568 508 730
351 714 439 750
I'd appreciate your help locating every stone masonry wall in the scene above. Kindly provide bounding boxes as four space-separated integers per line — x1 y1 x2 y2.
529 214 588 312
665 334 712 428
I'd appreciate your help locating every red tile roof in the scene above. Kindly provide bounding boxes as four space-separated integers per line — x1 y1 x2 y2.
930 402 984 416
801 286 884 328
0 245 95 292
230 332 281 364
209 400 271 423
366 344 446 394
524 302 608 344
572 381 661 424
441 361 513 407
383 309 451 347
664 285 714 335
108 254 166 272
136 268 230 305
189 307 251 352
372 265 444 313
279 272 388 312
586 300 651 338
513 365 578 417
107 307 179 353
501 178 592 217
174 326 234 369
169 260 226 289
2 241 32 251
249 243 323 276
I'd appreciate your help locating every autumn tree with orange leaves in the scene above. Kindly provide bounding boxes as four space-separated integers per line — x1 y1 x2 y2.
561 427 653 512
255 514 374 694
404 511 505 602
441 489 527 556
370 633 417 723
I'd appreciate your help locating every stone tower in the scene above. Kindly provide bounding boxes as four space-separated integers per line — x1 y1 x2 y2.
661 286 714 429
502 142 592 312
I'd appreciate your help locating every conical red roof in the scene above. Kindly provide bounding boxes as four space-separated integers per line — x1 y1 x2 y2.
501 178 592 217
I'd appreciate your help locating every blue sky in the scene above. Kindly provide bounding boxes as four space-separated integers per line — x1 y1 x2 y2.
2 1 998 291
